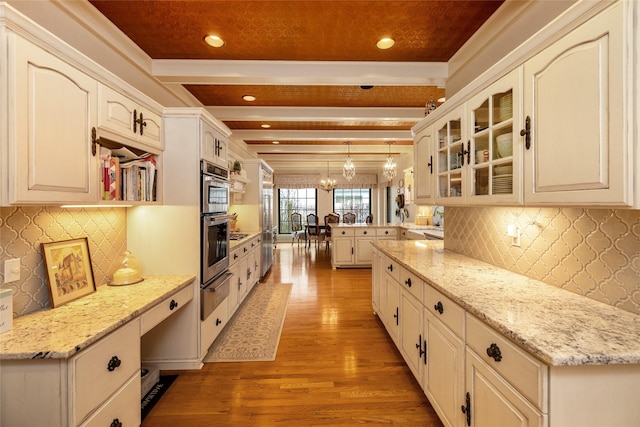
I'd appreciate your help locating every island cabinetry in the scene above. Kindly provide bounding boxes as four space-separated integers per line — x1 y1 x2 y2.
331 228 355 266
97 83 162 151
376 227 397 240
354 228 376 265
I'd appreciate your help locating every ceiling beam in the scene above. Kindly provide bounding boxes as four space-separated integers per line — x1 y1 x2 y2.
206 106 425 122
152 59 448 86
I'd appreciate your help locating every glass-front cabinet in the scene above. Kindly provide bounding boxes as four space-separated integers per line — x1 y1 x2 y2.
434 105 466 205
467 69 522 204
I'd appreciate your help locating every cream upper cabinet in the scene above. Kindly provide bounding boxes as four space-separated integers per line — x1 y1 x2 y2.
201 120 228 168
523 2 631 207
98 84 162 151
7 33 100 205
413 124 436 205
434 105 466 205
467 69 523 205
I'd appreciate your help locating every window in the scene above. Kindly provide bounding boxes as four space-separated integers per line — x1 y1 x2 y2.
278 188 317 234
333 188 371 223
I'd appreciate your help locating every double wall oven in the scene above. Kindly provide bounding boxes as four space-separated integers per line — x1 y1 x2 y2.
200 160 233 320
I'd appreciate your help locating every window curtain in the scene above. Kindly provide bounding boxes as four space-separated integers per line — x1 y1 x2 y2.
274 173 378 189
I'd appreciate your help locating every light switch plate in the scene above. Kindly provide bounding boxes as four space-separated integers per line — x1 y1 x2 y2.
4 259 20 283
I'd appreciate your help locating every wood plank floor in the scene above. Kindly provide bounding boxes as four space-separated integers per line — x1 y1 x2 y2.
142 244 443 426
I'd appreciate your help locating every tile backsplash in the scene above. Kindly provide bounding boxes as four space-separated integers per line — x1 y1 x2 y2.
445 207 640 315
0 207 127 316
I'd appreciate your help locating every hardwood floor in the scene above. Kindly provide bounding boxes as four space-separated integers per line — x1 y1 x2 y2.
142 244 443 426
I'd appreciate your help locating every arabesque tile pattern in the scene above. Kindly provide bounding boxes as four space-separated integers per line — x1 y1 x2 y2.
0 207 127 316
445 207 640 315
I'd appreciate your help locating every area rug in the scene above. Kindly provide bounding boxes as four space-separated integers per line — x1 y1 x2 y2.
141 374 177 420
203 283 293 362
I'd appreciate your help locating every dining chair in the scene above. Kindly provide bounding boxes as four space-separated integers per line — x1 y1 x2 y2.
343 212 356 224
366 214 374 224
323 213 340 251
306 213 325 249
290 212 305 247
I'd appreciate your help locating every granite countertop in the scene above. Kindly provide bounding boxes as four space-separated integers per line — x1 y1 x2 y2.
229 231 261 249
372 240 640 367
333 223 397 228
0 275 195 360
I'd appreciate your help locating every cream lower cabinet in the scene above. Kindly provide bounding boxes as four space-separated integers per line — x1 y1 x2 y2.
355 228 376 265
332 229 355 267
372 249 382 317
7 32 99 205
332 227 398 268
2 319 141 426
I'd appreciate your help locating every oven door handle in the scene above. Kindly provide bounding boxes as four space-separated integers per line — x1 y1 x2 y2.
202 271 234 291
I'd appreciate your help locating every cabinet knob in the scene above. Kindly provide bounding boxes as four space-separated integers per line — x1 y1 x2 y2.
387 264 393 272
107 355 122 372
216 318 222 326
169 299 178 310
385 231 389 235
434 301 444 314
486 343 503 362
363 231 367 235
341 231 346 235
404 278 412 288
520 115 531 149
110 419 123 427
234 253 238 260
461 392 471 426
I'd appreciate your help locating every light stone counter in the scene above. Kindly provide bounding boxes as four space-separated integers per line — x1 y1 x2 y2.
0 275 195 360
372 240 640 366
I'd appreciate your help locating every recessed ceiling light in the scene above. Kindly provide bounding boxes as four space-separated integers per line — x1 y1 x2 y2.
261 124 271 128
204 35 225 48
272 141 280 144
242 95 256 102
437 97 446 103
376 37 395 50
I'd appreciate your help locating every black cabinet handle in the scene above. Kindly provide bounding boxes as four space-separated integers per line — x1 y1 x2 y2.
393 307 399 325
487 343 503 362
404 278 412 288
416 334 426 364
169 299 178 310
434 301 444 314
384 230 389 235
244 247 247 253
110 419 123 427
363 230 367 235
107 356 121 372
461 392 471 426
216 318 222 326
428 155 433 174
520 115 531 149
341 231 346 235
133 109 147 135
387 264 393 272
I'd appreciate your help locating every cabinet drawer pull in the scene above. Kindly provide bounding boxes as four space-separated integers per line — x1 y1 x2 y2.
110 419 123 427
393 307 399 325
234 253 238 260
387 264 393 272
416 334 427 364
404 278 412 287
216 318 222 326
341 231 346 235
434 301 444 314
486 343 503 362
384 230 389 235
107 355 121 372
461 392 471 426
363 230 367 235
428 155 433 174
169 299 178 310
520 115 531 149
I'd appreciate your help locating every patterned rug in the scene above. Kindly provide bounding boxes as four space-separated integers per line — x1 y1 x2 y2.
203 283 293 362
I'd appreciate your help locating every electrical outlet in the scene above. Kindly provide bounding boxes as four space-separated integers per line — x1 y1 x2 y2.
507 224 521 247
4 258 20 283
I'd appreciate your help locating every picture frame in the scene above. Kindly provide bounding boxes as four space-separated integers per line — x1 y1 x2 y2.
41 237 96 308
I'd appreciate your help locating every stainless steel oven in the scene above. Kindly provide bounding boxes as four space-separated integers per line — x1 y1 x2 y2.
201 160 230 215
200 270 233 320
201 213 232 286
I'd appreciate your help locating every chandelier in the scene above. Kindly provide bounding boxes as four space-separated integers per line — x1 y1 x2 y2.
383 141 397 181
320 162 336 192
342 141 356 181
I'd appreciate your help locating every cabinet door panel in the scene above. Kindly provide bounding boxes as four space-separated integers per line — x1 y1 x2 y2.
523 3 628 206
355 236 374 264
400 291 423 383
414 126 435 204
384 278 400 344
11 34 98 203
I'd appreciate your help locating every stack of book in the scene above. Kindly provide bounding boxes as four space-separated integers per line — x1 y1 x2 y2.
100 147 157 202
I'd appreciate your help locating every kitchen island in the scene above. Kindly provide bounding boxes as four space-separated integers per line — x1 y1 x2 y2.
372 240 640 426
1 275 195 426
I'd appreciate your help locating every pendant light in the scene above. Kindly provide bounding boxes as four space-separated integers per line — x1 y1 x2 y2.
320 162 336 192
342 141 356 181
383 141 397 181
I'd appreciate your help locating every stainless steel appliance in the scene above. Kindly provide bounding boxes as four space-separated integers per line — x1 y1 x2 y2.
201 160 230 215
261 168 274 278
201 213 232 286
200 270 233 320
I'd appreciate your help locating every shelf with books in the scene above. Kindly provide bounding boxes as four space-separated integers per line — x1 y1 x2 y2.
98 140 162 205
